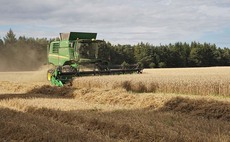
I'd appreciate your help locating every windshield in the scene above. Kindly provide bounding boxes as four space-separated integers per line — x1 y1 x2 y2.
78 42 98 59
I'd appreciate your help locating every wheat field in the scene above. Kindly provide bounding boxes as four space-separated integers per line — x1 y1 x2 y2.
0 67 230 141
73 67 230 96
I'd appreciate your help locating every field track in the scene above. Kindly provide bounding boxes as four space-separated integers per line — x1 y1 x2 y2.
0 67 230 141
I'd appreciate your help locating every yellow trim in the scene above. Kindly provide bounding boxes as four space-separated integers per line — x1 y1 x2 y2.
49 54 69 59
47 72 51 81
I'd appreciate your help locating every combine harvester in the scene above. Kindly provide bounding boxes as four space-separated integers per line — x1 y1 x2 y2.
47 32 142 86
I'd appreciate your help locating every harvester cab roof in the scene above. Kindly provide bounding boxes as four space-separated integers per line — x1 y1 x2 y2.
60 32 97 41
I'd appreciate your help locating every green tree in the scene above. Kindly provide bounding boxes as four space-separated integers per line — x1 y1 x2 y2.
98 41 111 61
221 48 230 65
4 29 17 45
134 42 153 67
189 42 218 67
158 62 166 68
123 45 135 64
140 56 152 67
149 62 156 68
157 45 170 67
121 61 130 69
0 38 3 48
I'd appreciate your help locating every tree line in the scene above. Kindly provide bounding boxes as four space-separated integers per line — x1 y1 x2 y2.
0 29 230 71
103 41 230 68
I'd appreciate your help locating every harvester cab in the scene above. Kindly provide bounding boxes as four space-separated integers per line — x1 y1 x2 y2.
47 32 142 86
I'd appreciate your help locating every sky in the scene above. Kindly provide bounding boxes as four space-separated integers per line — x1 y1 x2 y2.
0 0 230 47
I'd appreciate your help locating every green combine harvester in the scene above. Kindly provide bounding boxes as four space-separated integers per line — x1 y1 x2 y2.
47 32 142 86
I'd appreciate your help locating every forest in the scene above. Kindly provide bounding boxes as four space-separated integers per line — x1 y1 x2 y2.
0 29 230 71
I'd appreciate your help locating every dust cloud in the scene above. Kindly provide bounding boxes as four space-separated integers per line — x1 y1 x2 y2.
0 46 47 71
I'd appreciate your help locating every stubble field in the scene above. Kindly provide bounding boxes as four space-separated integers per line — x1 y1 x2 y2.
0 67 230 141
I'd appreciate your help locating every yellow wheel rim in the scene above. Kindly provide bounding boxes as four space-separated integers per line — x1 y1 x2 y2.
47 72 51 81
